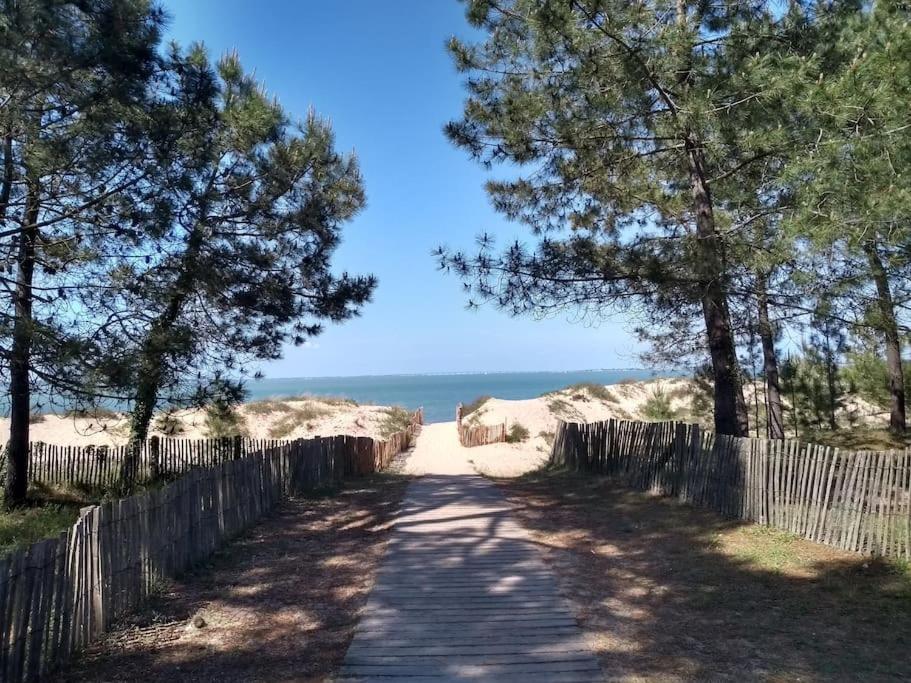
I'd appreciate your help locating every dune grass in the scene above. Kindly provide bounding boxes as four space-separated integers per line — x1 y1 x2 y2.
287 394 358 407
506 422 530 443
64 407 121 421
378 407 413 439
244 399 297 416
802 425 911 451
460 395 491 418
565 382 617 403
268 404 333 439
0 502 81 557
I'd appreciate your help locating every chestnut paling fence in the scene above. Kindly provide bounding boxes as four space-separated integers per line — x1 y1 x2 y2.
455 403 507 448
551 418 911 559
0 409 422 683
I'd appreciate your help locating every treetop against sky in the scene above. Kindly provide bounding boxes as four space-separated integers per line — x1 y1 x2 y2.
162 0 642 377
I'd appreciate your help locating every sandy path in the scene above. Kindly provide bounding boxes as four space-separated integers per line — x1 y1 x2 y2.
400 422 474 476
402 421 547 478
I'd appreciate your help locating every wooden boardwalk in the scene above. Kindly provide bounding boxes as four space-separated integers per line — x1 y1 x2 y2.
338 466 602 682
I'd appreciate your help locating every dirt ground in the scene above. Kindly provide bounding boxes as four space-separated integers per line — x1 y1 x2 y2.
498 469 911 682
59 471 409 683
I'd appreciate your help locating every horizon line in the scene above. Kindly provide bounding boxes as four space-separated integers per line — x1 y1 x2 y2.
254 367 665 381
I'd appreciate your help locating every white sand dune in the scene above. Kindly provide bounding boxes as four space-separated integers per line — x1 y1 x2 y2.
10 398 407 446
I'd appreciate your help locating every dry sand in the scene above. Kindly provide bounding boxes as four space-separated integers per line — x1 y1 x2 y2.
10 376 885 465
12 398 407 447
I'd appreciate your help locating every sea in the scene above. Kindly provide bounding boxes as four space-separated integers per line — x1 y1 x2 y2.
244 368 667 424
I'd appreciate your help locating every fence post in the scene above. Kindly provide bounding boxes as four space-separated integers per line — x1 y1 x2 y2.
149 436 160 482
233 435 242 460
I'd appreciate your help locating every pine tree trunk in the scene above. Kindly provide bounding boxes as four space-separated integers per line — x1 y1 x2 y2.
0 134 12 221
864 240 906 434
686 142 749 436
756 277 784 439
675 0 748 437
121 293 188 487
121 228 204 486
4 176 40 508
824 330 838 431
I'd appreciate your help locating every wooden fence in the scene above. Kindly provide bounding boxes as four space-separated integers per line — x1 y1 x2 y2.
0 412 421 682
455 404 506 448
551 418 911 560
24 407 425 490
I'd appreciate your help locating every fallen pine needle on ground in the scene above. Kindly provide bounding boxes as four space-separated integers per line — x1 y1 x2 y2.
497 468 911 682
59 471 409 683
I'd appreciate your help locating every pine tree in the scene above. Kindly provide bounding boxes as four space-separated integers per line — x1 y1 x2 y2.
100 46 375 484
438 0 851 435
0 0 163 507
784 0 911 434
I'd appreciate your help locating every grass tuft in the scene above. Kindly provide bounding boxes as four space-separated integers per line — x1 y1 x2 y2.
245 400 295 416
154 411 184 436
65 406 120 420
378 406 413 439
0 503 81 557
642 386 677 421
461 396 491 418
567 382 617 402
506 422 530 443
268 404 333 439
204 402 249 439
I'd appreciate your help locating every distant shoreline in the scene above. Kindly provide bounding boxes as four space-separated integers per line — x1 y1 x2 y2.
254 367 663 381
14 369 683 426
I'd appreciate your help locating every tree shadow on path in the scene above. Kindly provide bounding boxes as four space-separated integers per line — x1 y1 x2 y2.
59 473 410 683
498 469 911 682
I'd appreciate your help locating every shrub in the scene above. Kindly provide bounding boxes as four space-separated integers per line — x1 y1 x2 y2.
29 413 46 424
538 430 555 447
642 386 677 422
506 422 530 443
204 401 249 438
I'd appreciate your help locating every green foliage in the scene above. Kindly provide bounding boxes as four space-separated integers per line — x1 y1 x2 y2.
780 350 846 434
842 349 911 410
642 387 677 422
506 422 530 444
204 401 248 439
95 44 376 446
378 407 413 439
562 383 616 403
267 404 333 439
0 503 80 557
245 400 296 416
436 0 855 436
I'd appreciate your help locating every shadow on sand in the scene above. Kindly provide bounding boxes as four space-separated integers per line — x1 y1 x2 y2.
499 468 911 681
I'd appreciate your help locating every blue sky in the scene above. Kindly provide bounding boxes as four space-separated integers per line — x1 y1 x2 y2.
163 0 642 378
